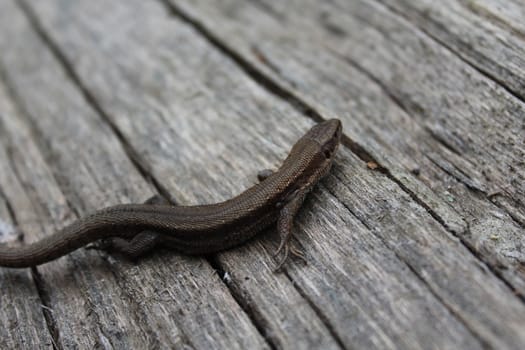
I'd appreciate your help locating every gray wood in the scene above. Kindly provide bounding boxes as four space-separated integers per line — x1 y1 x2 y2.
0 0 524 348
377 0 525 99
0 83 54 348
0 1 267 349
4 0 523 348
170 0 525 293
373 0 525 231
0 1 340 349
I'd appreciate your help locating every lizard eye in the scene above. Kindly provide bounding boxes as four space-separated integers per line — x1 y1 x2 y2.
324 149 332 158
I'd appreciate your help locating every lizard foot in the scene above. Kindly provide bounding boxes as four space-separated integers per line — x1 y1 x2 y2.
85 238 113 252
272 240 307 272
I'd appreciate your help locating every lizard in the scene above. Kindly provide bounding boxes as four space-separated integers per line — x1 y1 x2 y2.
0 119 342 270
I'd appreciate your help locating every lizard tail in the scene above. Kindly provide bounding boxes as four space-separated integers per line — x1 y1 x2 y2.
0 213 121 268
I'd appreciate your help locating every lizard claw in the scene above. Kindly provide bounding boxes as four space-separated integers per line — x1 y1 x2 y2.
273 237 287 258
273 243 289 272
290 245 307 265
85 239 112 252
272 240 307 272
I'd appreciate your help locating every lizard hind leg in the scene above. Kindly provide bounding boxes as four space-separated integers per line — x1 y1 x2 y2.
105 231 161 260
86 195 169 259
109 194 168 259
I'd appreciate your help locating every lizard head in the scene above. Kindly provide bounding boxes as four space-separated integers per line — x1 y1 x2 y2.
309 119 342 160
287 119 342 188
301 119 342 162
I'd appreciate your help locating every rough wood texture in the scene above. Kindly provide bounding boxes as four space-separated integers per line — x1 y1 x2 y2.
170 0 525 293
0 1 266 349
0 0 523 349
0 85 53 348
378 0 525 99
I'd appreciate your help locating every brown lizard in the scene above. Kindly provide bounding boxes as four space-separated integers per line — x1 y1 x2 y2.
0 119 342 269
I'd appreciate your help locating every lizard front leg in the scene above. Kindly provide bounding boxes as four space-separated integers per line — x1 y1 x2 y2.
273 189 308 271
143 194 171 206
257 169 274 182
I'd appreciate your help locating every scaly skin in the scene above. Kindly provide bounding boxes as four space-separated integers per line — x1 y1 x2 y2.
0 119 342 269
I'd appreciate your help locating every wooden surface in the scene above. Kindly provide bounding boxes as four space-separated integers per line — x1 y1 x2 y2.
0 0 523 348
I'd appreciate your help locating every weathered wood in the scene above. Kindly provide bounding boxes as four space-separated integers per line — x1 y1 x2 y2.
0 1 267 349
0 0 524 348
0 1 346 348
378 0 525 99
374 0 525 227
0 85 53 347
170 0 525 292
4 0 523 348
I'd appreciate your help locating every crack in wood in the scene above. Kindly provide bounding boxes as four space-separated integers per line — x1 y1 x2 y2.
206 254 279 350
161 0 525 307
31 267 63 350
424 127 463 157
373 0 525 103
0 65 84 222
282 268 346 350
320 180 492 347
0 175 63 349
16 0 171 202
459 0 525 41
423 155 525 302
160 0 325 124
0 96 64 349
12 3 286 348
7 0 525 346
424 150 525 230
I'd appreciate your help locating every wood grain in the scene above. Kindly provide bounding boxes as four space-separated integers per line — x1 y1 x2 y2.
0 0 523 348
0 1 267 349
169 0 525 293
0 83 54 349
378 0 525 99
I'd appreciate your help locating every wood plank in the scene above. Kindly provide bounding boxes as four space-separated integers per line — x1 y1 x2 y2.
373 0 525 224
0 84 53 348
169 0 525 292
377 0 525 99
0 1 267 349
16 0 525 348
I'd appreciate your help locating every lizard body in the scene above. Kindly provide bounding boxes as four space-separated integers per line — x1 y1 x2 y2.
0 119 342 269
